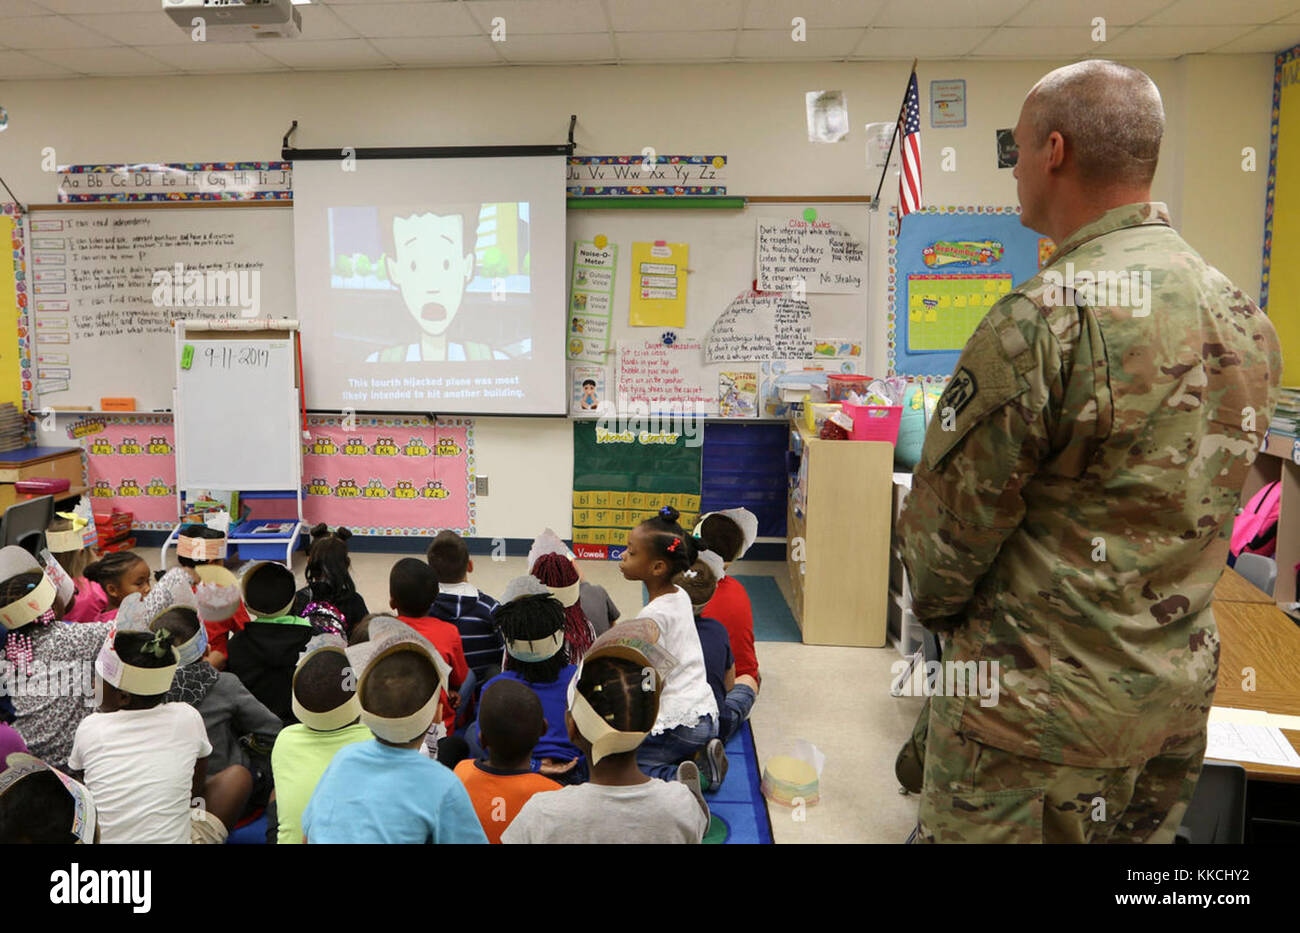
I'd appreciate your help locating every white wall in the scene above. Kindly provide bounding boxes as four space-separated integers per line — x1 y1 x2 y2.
2 54 1275 537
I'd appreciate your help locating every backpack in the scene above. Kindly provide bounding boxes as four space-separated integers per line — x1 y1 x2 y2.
1229 481 1280 561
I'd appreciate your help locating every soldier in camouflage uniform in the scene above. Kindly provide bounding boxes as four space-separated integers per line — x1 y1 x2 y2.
897 60 1282 843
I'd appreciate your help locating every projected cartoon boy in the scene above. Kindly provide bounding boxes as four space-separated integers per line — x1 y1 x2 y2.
367 207 507 362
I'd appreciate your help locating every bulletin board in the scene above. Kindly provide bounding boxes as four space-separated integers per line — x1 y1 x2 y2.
566 201 871 419
1 204 32 413
887 205 1050 377
69 414 178 530
1262 43 1300 385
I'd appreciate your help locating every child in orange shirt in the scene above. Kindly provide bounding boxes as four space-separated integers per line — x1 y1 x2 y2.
389 558 468 737
454 679 559 843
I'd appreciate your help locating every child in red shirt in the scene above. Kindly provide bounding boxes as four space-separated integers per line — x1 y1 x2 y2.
697 509 761 683
389 558 469 736
454 679 559 843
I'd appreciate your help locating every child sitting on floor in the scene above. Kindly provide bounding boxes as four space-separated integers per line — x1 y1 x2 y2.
389 558 468 739
502 630 707 844
0 752 98 844
44 514 105 623
478 577 585 783
672 552 759 788
618 507 718 782
454 679 559 843
1 546 112 771
226 561 316 724
696 509 761 685
301 616 486 844
291 524 368 634
270 634 372 844
427 530 501 685
81 552 153 623
68 619 251 844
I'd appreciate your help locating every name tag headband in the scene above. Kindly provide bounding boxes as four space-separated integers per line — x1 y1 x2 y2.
0 574 56 631
505 629 566 663
94 629 179 696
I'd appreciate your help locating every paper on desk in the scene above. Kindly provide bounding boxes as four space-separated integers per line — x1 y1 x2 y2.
1206 721 1300 769
1210 706 1300 732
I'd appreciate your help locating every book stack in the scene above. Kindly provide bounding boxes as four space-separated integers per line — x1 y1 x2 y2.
0 404 26 453
1272 387 1300 439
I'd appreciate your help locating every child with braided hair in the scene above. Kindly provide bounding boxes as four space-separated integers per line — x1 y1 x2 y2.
68 614 252 844
501 626 707 844
618 507 719 782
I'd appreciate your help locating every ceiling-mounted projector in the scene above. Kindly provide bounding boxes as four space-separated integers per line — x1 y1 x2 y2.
163 0 302 41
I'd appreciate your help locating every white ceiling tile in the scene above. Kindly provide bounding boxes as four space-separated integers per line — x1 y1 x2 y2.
255 37 395 69
494 31 615 62
330 1 480 38
604 0 743 32
1098 24 1258 56
0 48 74 76
736 27 865 59
463 1 608 35
0 14 125 48
968 26 1125 58
1208 23 1300 53
66 12 194 46
851 26 993 58
1145 0 1300 26
743 0 884 29
27 45 175 74
368 35 502 65
874 0 1032 28
135 41 285 72
294 4 363 40
34 0 159 12
616 29 736 61
1007 0 1173 28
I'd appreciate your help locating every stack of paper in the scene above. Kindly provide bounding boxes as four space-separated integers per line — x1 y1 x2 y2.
0 405 26 452
1206 707 1300 768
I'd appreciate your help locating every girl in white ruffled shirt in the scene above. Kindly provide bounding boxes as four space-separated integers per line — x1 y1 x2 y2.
618 506 719 781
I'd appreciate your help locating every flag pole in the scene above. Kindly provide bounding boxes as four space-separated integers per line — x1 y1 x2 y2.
871 58 919 207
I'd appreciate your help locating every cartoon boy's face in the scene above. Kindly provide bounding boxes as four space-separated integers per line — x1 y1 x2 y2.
386 212 474 337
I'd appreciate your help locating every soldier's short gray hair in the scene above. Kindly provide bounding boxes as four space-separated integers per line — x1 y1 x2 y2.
1025 60 1164 187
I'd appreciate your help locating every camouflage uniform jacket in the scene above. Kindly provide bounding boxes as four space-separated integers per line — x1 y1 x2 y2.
897 202 1282 767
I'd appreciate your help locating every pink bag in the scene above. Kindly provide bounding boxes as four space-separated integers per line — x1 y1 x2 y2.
1230 481 1280 558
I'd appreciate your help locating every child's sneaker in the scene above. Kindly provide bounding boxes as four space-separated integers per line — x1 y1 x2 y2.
701 737 728 788
677 760 710 824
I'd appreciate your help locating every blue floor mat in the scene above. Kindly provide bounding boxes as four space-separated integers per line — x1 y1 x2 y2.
705 721 774 845
731 575 802 643
226 813 267 844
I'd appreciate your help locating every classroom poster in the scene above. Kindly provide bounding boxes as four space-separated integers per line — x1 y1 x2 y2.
757 219 865 293
628 241 688 326
0 212 26 410
616 336 717 415
567 239 617 364
718 371 758 418
571 421 702 561
76 416 178 530
57 162 292 203
566 155 727 197
301 416 475 536
704 289 813 363
570 364 605 415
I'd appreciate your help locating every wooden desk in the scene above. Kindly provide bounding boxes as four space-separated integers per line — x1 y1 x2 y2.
0 484 89 516
1213 598 1300 783
1214 567 1277 604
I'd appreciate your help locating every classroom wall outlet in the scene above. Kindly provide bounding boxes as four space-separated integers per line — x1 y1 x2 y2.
476 476 489 496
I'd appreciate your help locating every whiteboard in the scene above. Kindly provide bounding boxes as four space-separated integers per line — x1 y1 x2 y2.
173 331 300 491
566 203 869 418
26 204 295 411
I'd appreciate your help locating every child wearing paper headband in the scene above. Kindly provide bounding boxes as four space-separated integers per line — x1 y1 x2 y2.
0 546 113 771
68 621 251 844
290 525 369 634
619 507 719 783
477 577 585 783
45 514 108 624
301 617 486 844
696 508 761 684
82 551 152 623
501 632 708 844
0 753 98 844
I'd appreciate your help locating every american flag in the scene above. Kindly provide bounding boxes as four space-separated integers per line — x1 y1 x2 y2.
898 71 923 221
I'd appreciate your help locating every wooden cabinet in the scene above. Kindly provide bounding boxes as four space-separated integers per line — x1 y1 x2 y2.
784 420 893 646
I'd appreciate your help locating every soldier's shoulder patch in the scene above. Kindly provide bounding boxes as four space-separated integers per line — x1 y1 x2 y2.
940 367 977 416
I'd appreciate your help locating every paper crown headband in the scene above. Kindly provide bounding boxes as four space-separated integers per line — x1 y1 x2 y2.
566 639 663 766
0 753 97 844
693 508 759 563
39 548 76 614
345 617 451 744
95 627 179 696
46 513 89 553
499 576 568 662
240 561 297 619
292 635 361 732
177 530 228 561
0 547 56 631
